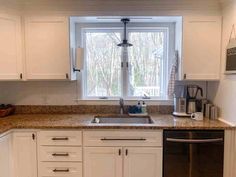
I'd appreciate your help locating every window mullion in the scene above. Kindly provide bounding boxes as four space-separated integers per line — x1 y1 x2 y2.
121 47 129 98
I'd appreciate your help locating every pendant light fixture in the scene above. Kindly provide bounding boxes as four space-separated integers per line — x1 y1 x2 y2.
117 18 133 47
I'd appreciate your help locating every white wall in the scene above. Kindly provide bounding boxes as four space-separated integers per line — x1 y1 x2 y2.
0 0 221 106
209 0 236 125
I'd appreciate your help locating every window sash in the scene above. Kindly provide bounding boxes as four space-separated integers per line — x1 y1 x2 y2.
82 28 123 99
125 28 169 99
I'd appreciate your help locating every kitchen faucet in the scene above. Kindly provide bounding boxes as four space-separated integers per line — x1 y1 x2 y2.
119 98 124 115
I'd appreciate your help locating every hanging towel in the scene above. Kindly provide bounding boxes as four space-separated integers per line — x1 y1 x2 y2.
167 51 178 98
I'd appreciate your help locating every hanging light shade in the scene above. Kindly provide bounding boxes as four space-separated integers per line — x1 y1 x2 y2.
117 18 133 47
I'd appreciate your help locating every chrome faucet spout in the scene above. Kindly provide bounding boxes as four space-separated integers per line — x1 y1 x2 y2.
119 98 124 115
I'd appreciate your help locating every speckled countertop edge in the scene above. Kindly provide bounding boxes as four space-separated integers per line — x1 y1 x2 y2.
0 113 233 135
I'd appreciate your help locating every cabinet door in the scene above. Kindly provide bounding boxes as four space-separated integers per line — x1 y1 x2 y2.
124 147 162 177
182 16 221 80
84 147 122 177
0 134 12 177
25 16 71 80
0 14 23 80
13 132 37 177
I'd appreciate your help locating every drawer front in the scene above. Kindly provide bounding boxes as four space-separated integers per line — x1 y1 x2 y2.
83 130 163 147
39 131 82 146
39 162 82 177
39 146 82 162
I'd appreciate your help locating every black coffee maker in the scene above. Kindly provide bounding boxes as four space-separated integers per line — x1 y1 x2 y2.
186 85 203 114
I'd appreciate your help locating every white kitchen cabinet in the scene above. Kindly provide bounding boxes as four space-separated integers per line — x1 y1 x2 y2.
181 16 221 80
0 14 23 80
13 132 37 177
84 147 123 177
124 147 162 177
25 16 74 80
0 134 12 177
83 130 163 177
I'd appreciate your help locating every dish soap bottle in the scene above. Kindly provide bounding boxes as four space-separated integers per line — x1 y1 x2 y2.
141 101 147 114
137 101 142 113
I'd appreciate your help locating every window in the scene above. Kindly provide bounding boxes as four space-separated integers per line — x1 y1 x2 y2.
81 24 174 100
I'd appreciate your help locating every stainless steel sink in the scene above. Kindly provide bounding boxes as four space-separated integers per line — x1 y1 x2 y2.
91 115 154 124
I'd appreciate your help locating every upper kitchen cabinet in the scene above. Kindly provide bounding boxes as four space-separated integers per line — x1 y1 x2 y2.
24 16 75 80
0 14 23 81
181 16 221 80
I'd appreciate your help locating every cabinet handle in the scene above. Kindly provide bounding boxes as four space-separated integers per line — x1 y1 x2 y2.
118 149 121 156
51 137 69 141
66 73 69 79
53 168 70 173
20 73 23 79
101 138 146 141
32 133 35 140
52 153 69 157
125 149 128 156
184 74 187 80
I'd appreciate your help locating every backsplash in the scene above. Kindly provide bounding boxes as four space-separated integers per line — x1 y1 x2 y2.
14 105 174 114
0 81 209 105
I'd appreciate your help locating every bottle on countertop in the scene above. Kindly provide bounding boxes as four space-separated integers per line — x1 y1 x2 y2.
137 101 142 113
141 101 147 114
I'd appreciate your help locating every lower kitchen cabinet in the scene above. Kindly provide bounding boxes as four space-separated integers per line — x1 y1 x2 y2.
124 147 162 177
0 134 12 177
13 132 37 177
84 147 162 177
84 147 123 177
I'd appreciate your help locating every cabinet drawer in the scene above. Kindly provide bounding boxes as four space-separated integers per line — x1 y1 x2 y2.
39 162 82 177
83 130 163 147
39 146 82 162
39 131 82 146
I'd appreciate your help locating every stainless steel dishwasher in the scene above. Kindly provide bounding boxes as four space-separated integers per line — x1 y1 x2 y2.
163 130 224 177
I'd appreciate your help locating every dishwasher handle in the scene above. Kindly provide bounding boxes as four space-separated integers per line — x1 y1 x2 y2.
166 138 223 143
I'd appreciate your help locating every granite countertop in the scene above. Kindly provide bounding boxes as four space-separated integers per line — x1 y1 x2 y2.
0 113 233 134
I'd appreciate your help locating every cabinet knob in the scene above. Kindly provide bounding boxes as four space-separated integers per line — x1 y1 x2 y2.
66 73 69 79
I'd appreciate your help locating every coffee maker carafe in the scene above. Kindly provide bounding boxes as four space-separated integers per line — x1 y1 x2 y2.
187 85 203 114
173 85 189 117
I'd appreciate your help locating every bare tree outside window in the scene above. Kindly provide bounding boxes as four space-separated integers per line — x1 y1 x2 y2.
85 31 122 97
128 31 165 97
83 28 168 99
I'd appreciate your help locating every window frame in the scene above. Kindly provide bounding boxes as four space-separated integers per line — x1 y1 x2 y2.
79 23 175 100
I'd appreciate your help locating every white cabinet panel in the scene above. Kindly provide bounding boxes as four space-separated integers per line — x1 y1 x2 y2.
84 147 122 177
181 16 221 80
0 134 12 177
13 132 37 177
25 16 72 80
83 130 162 147
38 131 82 146
39 162 82 177
0 14 23 80
124 147 162 177
39 146 82 162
